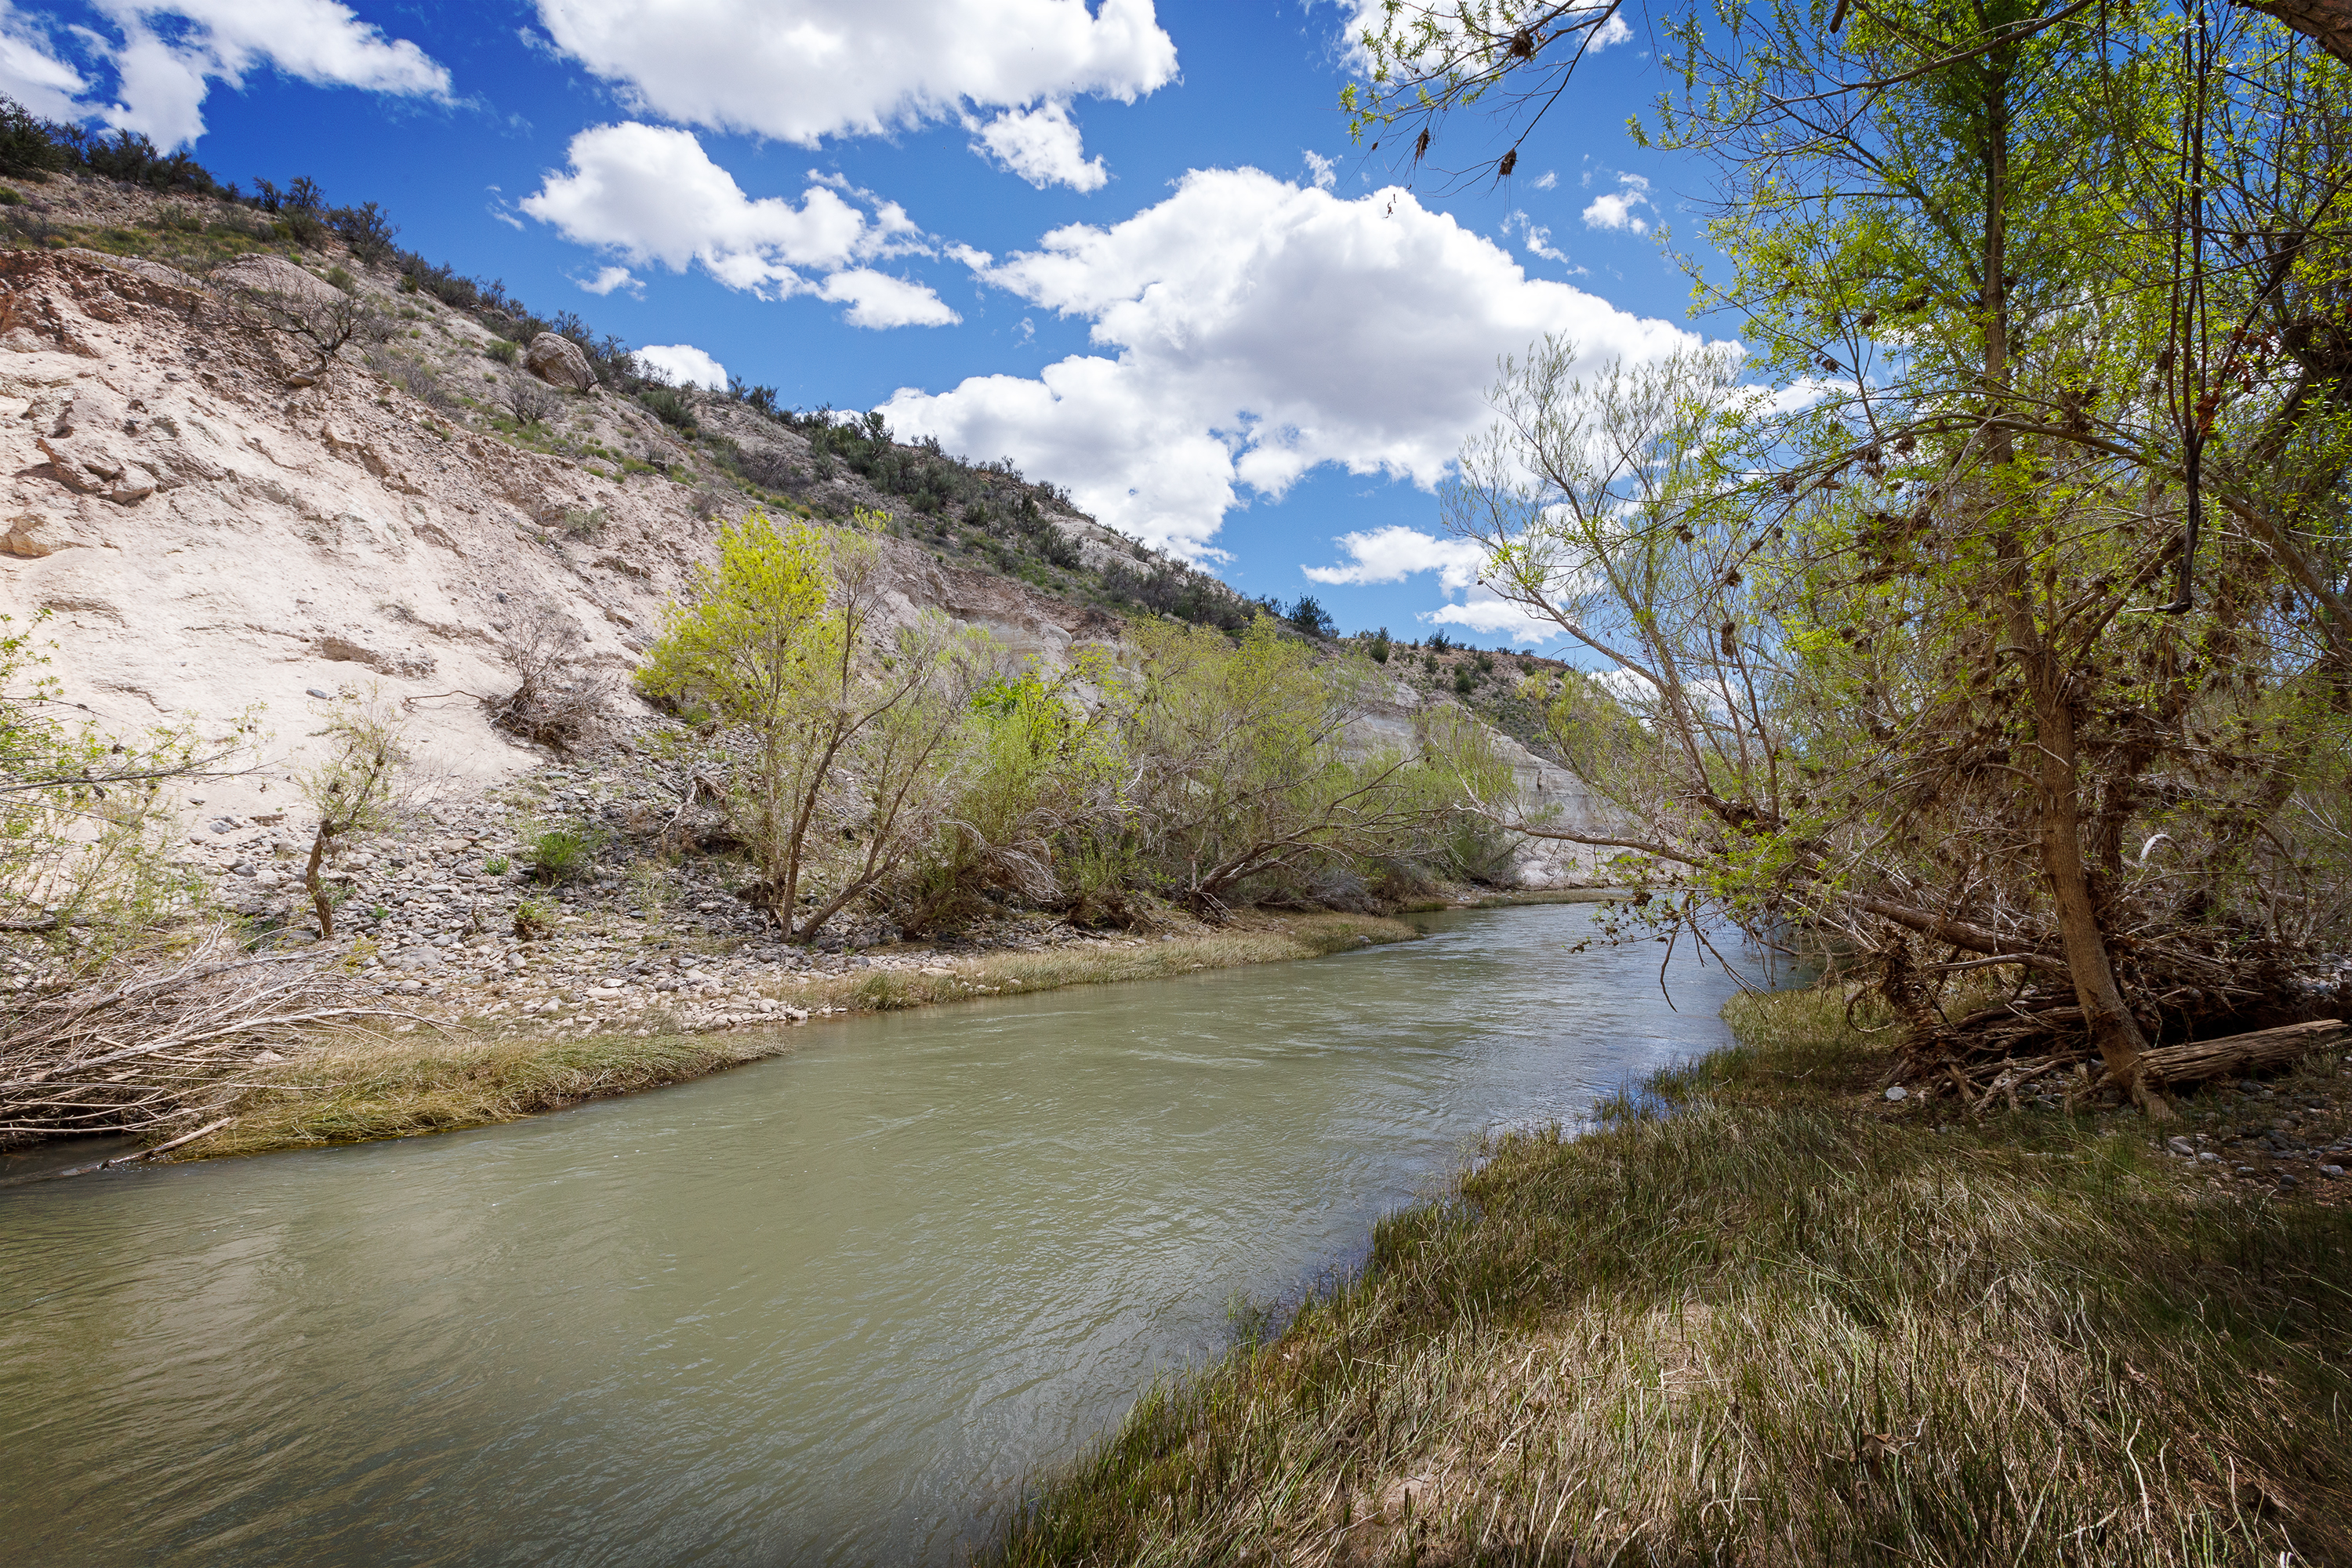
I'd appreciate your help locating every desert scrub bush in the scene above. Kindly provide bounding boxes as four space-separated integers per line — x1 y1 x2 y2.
484 337 519 365
560 505 608 541
638 384 696 432
502 376 559 428
485 600 612 752
524 824 600 884
510 897 557 939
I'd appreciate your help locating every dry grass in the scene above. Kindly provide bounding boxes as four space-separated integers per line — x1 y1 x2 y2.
995 985 2352 1566
187 912 1417 1159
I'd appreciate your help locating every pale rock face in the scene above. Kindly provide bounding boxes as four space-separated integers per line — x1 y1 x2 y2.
0 245 1617 888
210 254 345 315
524 332 596 392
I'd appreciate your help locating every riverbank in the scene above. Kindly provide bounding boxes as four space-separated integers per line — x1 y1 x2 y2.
996 987 2352 1565
184 909 1419 1161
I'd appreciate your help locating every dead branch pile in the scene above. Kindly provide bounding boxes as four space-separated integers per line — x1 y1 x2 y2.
0 930 374 1143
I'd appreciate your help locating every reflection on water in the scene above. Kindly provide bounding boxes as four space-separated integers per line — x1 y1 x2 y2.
2 904 1755 1566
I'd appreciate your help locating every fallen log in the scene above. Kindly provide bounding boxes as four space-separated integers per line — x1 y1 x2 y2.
2136 1019 2350 1087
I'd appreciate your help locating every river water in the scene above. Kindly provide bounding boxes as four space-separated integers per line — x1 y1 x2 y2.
2 904 1753 1566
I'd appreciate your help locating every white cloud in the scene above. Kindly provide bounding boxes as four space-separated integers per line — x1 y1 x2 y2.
1305 525 1487 590
1532 170 1557 191
972 100 1106 191
636 342 728 389
88 0 450 147
1502 209 1571 265
883 168 1696 558
1591 12 1632 49
1581 172 1653 234
575 264 641 296
0 3 85 119
817 268 962 328
1426 590 1560 644
532 0 1174 183
1303 150 1337 191
521 122 956 328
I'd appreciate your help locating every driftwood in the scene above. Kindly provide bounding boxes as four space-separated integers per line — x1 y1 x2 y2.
2135 1018 2349 1088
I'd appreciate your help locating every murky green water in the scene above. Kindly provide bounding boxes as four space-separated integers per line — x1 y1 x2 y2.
2 905 1755 1566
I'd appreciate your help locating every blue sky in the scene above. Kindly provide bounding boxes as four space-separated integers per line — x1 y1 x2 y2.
0 0 1729 644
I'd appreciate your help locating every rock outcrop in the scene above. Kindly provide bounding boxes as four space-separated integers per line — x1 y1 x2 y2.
524 331 595 391
0 238 1617 891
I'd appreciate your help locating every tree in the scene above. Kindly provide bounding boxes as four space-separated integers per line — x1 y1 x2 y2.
297 692 410 938
1431 2 2352 1110
639 510 997 942
1116 616 1444 912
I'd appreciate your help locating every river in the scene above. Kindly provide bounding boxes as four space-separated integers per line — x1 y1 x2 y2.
1 903 1755 1566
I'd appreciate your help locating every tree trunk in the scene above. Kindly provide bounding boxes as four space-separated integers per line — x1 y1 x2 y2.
304 823 335 938
2027 658 2169 1116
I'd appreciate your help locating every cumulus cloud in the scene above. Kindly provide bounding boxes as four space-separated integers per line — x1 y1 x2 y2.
521 122 956 328
972 100 1106 191
817 268 962 328
87 0 450 147
575 264 641 296
1305 525 1487 590
1427 590 1562 644
1581 172 1653 234
883 168 1696 558
0 3 85 120
636 343 728 389
532 0 1174 182
1303 150 1337 191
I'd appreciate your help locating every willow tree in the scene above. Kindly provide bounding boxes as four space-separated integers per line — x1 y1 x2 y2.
1432 2 2352 1111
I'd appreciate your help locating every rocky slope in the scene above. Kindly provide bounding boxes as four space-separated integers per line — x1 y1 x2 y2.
0 194 1613 942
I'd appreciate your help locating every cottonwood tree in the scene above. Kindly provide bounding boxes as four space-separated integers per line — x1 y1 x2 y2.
639 510 998 942
1432 2 2352 1110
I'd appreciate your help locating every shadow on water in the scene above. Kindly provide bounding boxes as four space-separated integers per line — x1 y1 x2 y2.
1 903 1769 1566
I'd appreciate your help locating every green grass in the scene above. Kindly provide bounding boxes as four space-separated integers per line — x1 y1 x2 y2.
993 985 2352 1566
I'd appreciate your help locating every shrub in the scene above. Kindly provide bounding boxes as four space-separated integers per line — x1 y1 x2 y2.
511 898 557 939
526 825 600 884
484 338 519 365
640 385 697 432
1287 594 1336 638
485 601 612 752
1367 628 1392 664
503 376 559 427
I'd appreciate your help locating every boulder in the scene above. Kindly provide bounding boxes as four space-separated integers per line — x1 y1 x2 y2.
524 332 595 392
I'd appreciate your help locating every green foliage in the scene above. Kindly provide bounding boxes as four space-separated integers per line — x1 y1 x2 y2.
525 824 599 883
639 385 697 433
641 509 993 941
0 615 249 964
482 855 510 876
296 692 409 937
484 338 519 365
510 897 557 939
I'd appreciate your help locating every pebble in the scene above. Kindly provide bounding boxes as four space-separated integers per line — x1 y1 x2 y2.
1884 1086 1907 1102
